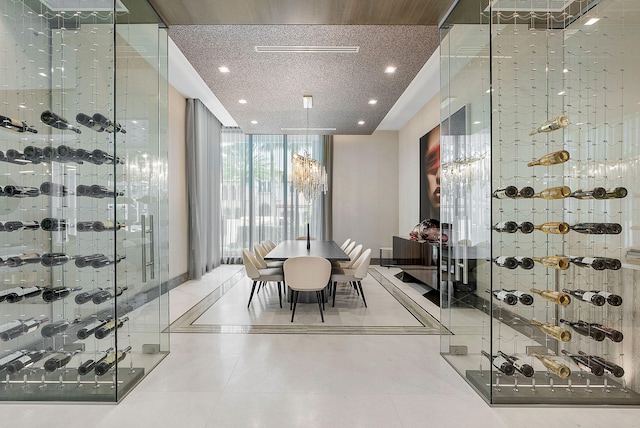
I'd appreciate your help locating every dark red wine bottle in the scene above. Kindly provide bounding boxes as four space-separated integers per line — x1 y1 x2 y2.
559 318 605 341
42 286 82 303
497 351 534 377
481 350 515 375
587 322 623 342
561 350 604 376
5 350 47 374
562 289 605 306
578 351 624 377
41 110 81 134
43 349 81 372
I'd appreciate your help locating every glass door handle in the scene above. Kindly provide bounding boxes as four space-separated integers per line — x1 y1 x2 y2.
141 215 155 283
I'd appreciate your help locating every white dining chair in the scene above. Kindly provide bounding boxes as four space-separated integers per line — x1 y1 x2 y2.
262 240 277 251
254 243 283 268
283 256 332 323
331 248 372 308
342 241 356 257
242 248 285 308
339 244 363 269
340 238 351 251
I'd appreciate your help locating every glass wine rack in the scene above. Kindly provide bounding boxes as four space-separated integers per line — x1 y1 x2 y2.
0 0 169 402
439 0 640 405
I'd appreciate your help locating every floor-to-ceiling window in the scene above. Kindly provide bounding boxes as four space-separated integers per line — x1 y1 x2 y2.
221 127 326 262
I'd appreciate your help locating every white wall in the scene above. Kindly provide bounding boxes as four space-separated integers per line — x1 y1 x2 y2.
332 131 399 256
398 93 440 235
168 84 189 279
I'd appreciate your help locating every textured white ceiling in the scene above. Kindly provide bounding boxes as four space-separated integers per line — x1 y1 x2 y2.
168 25 440 135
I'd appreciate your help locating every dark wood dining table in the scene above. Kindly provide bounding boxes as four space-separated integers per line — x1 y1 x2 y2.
264 240 350 302
264 240 350 262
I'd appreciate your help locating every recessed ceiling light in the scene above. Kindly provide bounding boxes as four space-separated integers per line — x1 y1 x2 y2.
368 99 377 105
251 120 258 124
563 68 569 73
385 66 397 74
303 95 313 109
585 17 600 26
38 72 47 77
473 121 481 124
238 99 247 104
218 66 230 73
558 90 566 96
358 120 365 125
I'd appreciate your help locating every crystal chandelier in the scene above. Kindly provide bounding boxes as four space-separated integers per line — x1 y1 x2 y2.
291 95 328 201
292 151 327 201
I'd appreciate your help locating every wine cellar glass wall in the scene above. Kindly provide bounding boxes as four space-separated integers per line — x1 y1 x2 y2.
0 0 169 401
440 0 640 405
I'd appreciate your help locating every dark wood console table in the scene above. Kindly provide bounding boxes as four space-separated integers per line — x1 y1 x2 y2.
392 236 439 288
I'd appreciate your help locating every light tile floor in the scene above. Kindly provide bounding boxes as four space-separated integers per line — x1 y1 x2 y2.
1 265 639 428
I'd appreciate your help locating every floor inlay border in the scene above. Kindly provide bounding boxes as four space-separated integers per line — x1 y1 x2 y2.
169 267 449 335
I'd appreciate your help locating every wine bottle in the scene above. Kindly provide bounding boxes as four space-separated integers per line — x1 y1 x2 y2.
0 317 49 341
76 112 105 132
492 290 518 305
90 185 124 198
40 182 69 197
603 223 622 234
76 184 92 197
534 222 570 234
0 350 27 372
75 149 103 165
2 286 42 303
5 149 31 165
91 255 125 268
56 145 82 163
570 187 606 199
6 253 41 267
493 186 518 199
92 149 123 165
40 110 81 134
560 350 604 376
92 220 125 232
517 186 535 198
532 256 570 270
570 223 606 234
1 114 38 133
559 318 605 341
517 221 535 234
0 286 24 301
514 256 535 270
92 286 128 305
43 349 81 372
533 186 571 199
23 146 44 163
506 290 534 305
76 318 111 340
41 319 72 338
75 289 105 305
527 150 570 167
94 346 132 376
497 351 535 377
592 290 622 306
603 187 628 199
42 146 61 162
601 257 622 270
3 185 40 198
493 221 518 233
77 349 113 376
493 256 518 269
530 319 572 342
5 350 47 374
94 317 128 339
567 256 607 270
530 288 571 306
587 322 623 342
76 221 96 232
92 113 126 134
75 253 108 268
40 218 67 232
529 114 570 136
578 351 624 378
42 286 82 303
4 220 41 232
531 352 571 378
40 253 74 267
481 350 515 375
562 289 605 306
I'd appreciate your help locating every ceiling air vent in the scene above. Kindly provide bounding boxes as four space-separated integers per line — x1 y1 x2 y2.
255 46 359 53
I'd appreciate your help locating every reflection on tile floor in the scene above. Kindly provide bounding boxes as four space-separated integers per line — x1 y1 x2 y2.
170 266 446 334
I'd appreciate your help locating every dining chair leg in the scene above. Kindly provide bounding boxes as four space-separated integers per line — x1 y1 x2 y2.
247 281 257 307
277 281 282 308
357 281 367 307
321 289 325 310
353 281 360 296
332 281 337 307
316 291 324 323
291 291 299 322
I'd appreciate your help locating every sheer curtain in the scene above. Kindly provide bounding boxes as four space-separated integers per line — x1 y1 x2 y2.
220 128 332 262
185 99 222 279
